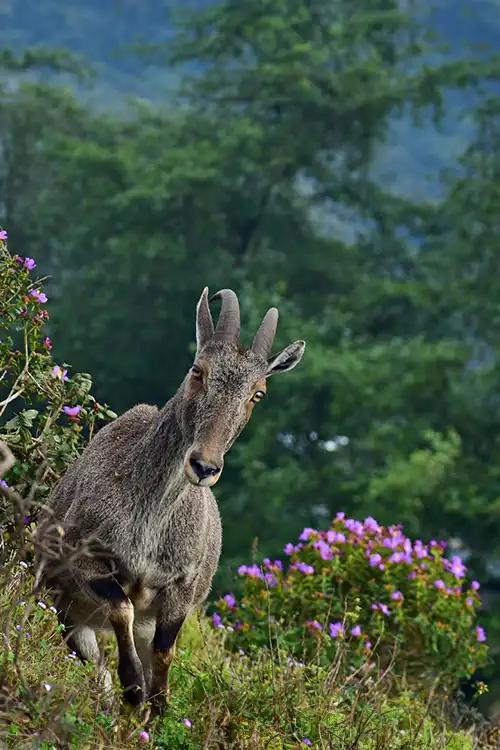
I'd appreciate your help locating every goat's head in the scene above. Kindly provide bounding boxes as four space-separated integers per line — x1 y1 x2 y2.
182 288 305 487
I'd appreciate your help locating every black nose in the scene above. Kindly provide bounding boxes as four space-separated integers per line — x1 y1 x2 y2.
189 456 221 481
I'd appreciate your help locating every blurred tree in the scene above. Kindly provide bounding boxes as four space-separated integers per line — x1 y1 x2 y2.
0 0 499 604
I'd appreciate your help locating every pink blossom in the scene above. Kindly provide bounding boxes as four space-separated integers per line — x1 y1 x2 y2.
43 336 53 350
52 365 69 382
63 405 81 417
299 527 317 541
291 562 315 575
238 564 262 579
329 622 344 639
350 625 362 637
223 593 236 608
0 229 7 241
434 580 446 591
24 257 36 270
313 540 333 560
29 289 47 304
471 580 480 591
476 626 487 643
306 619 323 633
390 590 404 601
139 730 150 743
212 613 224 629
182 718 192 729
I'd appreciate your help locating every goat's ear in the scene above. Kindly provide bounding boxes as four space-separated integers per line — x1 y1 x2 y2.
266 340 305 377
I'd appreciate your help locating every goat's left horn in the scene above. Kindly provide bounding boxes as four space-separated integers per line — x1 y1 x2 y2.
210 289 240 343
252 307 278 359
196 287 214 351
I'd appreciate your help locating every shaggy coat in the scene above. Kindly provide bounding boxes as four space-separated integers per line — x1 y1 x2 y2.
37 288 305 708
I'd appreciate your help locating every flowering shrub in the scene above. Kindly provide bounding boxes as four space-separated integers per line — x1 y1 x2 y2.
0 231 116 553
213 513 488 689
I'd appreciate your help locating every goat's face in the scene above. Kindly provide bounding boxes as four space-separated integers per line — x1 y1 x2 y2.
182 289 305 487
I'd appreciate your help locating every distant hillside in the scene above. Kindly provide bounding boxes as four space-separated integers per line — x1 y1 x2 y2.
2 0 499 196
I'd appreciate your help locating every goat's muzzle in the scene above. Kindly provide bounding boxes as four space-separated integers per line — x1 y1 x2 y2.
184 449 223 487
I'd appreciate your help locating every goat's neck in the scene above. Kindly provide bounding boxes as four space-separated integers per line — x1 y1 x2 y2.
137 383 192 504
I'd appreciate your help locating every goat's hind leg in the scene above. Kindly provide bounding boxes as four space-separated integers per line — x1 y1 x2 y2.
58 610 112 696
88 578 146 706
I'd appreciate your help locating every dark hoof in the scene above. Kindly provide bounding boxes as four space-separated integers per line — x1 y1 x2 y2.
119 661 146 706
149 689 170 715
122 683 146 706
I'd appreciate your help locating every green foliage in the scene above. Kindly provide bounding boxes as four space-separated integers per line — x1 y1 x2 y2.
2 0 500 713
214 515 487 690
0 567 489 749
0 238 115 550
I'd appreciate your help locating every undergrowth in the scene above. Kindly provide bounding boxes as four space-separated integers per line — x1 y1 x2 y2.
0 566 492 750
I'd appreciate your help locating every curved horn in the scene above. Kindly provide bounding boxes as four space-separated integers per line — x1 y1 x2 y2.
196 287 214 351
210 289 240 343
252 307 278 359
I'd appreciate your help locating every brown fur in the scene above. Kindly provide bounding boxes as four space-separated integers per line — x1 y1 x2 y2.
36 292 305 708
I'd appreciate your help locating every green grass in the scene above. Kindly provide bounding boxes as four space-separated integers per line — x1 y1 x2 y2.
0 567 488 749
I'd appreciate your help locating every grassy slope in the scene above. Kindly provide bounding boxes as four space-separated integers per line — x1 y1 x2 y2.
0 568 483 750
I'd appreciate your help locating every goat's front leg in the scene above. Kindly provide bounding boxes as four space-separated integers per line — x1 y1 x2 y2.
150 613 185 711
89 578 146 706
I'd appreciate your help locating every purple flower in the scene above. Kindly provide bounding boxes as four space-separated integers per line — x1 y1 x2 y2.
434 580 446 591
264 557 283 572
299 527 317 541
344 519 364 536
43 336 53 350
0 229 7 241
390 590 404 602
414 540 428 559
212 613 224 630
476 626 487 643
284 543 298 556
52 365 69 382
364 516 381 533
238 564 262 579
23 515 31 525
291 562 315 576
335 512 345 521
447 555 466 579
327 530 345 544
364 640 372 651
182 719 192 729
306 620 323 633
24 257 36 270
471 580 480 591
372 602 390 616
465 597 474 608
223 593 236 609
350 625 362 637
407 571 417 580
314 540 333 561
0 479 8 490
63 405 81 417
369 553 383 568
329 622 344 639
29 289 47 304
263 572 278 587
139 730 150 744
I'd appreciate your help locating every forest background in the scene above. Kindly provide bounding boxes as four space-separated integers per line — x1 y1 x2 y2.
2 0 500 715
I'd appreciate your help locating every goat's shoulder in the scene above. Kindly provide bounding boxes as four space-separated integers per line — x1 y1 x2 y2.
49 403 158 510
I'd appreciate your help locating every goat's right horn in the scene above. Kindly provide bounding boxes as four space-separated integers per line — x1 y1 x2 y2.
210 289 240 343
196 287 214 351
252 307 279 359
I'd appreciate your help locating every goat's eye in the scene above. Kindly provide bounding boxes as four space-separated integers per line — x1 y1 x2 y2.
251 390 266 403
191 364 203 379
